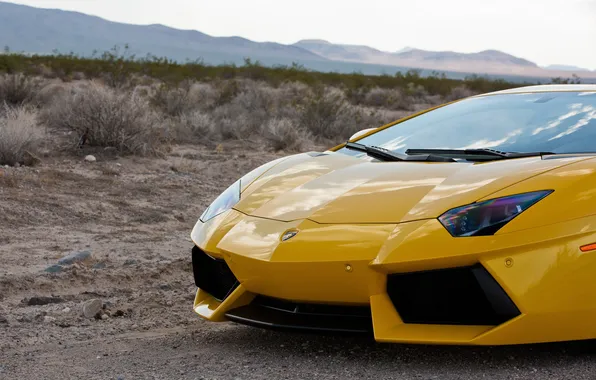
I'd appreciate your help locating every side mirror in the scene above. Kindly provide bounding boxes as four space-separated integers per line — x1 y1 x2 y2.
349 128 376 141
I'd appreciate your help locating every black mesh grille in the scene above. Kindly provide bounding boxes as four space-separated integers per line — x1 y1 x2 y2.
192 246 238 301
225 296 373 334
387 264 520 326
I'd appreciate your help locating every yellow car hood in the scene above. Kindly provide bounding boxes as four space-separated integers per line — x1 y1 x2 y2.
235 152 588 224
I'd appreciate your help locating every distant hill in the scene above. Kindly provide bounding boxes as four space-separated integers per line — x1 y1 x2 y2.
293 39 410 68
293 40 596 80
1 1 595 82
544 64 592 72
294 40 588 77
0 1 327 66
393 48 536 67
295 40 537 69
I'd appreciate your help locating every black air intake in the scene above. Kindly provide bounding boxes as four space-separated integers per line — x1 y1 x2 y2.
387 264 520 325
191 246 238 301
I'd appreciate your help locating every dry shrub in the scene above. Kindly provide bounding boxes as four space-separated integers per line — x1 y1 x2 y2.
41 82 164 155
262 118 311 152
278 82 312 105
150 81 198 116
332 105 389 142
150 81 221 116
233 81 275 112
0 106 44 166
363 87 411 110
299 87 347 140
212 115 247 141
212 79 243 107
207 81 276 141
446 85 476 101
35 81 69 107
375 109 410 125
189 82 219 109
298 87 387 142
171 110 214 143
0 74 43 106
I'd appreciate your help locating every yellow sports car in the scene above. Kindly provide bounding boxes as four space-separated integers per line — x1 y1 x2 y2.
191 84 596 345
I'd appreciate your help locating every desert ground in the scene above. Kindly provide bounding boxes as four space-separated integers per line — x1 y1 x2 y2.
2 145 596 380
2 73 596 379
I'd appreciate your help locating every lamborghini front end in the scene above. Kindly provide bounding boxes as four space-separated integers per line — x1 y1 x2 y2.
190 86 596 345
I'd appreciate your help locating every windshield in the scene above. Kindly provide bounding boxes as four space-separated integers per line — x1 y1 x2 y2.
338 91 596 156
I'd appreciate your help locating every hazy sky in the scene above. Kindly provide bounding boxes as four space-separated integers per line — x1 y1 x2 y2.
8 0 596 69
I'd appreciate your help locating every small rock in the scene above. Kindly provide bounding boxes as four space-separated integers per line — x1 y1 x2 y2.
17 315 32 323
84 155 96 162
159 283 171 291
62 307 71 313
100 313 109 320
14 162 20 168
43 316 56 323
0 315 8 325
44 264 63 273
27 296 64 306
113 310 125 317
58 250 92 265
82 299 103 319
92 262 106 270
115 163 122 167
123 259 137 266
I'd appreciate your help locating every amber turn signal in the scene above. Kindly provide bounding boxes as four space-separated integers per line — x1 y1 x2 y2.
580 243 596 252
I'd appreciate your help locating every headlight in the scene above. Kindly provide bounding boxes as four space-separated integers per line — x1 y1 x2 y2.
200 180 241 222
438 190 552 237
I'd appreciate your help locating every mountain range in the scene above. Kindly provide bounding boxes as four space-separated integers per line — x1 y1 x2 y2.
1 1 595 83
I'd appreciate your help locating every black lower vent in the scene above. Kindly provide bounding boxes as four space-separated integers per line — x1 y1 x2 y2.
225 296 373 334
191 246 238 301
387 264 520 326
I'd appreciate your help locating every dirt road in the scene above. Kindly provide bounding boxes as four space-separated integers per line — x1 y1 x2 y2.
2 146 596 379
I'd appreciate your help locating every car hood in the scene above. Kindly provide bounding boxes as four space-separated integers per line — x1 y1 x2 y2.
234 152 589 224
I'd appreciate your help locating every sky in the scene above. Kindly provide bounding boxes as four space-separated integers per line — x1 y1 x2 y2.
7 0 596 69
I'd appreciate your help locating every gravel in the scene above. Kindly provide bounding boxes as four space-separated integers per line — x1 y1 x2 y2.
3 324 596 379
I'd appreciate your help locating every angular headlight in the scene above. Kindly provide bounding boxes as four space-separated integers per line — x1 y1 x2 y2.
200 180 241 222
438 190 552 237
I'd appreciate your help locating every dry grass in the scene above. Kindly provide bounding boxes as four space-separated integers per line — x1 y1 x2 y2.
41 82 165 155
0 105 44 166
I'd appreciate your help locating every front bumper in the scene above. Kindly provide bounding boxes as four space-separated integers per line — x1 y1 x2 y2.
191 209 596 345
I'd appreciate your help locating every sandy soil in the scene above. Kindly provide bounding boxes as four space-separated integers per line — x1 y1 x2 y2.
2 145 596 380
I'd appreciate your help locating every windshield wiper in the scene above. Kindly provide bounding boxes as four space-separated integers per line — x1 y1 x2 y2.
405 148 555 161
345 142 455 162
